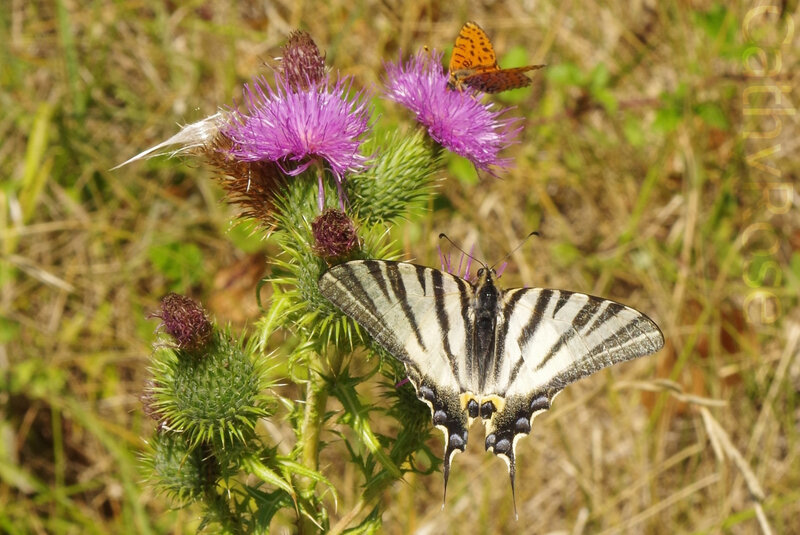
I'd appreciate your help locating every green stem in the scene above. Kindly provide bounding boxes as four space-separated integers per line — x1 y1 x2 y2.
329 495 379 535
300 374 329 473
297 368 329 534
201 444 244 534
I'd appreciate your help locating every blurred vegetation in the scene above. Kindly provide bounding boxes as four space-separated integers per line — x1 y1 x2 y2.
2 1 798 533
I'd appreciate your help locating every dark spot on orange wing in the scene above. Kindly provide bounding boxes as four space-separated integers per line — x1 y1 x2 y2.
450 21 507 86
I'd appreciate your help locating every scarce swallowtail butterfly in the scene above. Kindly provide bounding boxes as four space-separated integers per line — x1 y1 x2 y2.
318 255 664 513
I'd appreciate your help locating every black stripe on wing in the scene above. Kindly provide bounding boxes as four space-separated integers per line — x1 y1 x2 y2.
534 298 622 373
319 261 412 362
384 262 427 353
501 289 553 388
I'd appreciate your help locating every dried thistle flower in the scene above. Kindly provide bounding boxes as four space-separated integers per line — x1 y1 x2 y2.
281 30 326 91
206 132 286 225
312 209 359 258
153 293 212 351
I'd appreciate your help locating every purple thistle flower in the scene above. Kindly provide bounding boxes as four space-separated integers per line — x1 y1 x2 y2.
383 50 522 174
224 75 371 210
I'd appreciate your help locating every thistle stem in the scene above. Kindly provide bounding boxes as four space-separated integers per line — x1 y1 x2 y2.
201 444 244 534
297 367 329 534
300 374 328 472
316 161 325 211
329 496 379 535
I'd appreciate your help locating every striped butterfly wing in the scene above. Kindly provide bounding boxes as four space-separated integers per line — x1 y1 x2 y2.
320 260 665 511
318 260 477 489
481 288 664 497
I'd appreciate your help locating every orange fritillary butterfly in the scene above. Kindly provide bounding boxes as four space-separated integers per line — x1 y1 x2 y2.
447 21 544 94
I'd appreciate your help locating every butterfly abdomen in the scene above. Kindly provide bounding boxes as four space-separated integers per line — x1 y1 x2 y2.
473 271 500 384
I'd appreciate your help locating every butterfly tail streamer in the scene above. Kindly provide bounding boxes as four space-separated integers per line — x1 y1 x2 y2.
510 456 518 521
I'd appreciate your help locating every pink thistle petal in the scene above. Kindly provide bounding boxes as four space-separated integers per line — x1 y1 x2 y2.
383 50 522 174
224 75 372 208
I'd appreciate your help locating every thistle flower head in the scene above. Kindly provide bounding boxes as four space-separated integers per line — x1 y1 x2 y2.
205 132 286 226
281 30 326 91
383 50 522 174
312 209 359 259
224 74 372 210
152 293 212 351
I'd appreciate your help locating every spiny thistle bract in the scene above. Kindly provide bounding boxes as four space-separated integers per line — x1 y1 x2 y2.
144 431 209 505
127 27 526 533
149 329 276 448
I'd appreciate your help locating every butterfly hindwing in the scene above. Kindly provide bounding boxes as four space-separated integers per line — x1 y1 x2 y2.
462 65 545 94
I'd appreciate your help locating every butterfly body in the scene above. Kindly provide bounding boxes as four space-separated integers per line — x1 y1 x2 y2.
448 21 545 93
318 259 664 508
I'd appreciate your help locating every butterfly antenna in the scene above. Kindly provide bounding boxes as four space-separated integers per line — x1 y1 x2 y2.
438 233 487 270
490 231 540 271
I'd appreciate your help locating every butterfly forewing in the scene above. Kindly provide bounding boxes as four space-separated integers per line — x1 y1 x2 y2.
449 21 498 73
319 260 471 381
497 288 664 396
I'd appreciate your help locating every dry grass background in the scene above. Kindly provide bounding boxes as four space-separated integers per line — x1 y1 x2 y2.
2 0 799 533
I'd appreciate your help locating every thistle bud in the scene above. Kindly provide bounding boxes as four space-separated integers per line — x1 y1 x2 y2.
281 30 326 91
312 209 359 259
154 293 212 351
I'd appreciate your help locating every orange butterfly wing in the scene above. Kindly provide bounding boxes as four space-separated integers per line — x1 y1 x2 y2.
449 21 498 74
462 65 545 94
447 21 544 93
